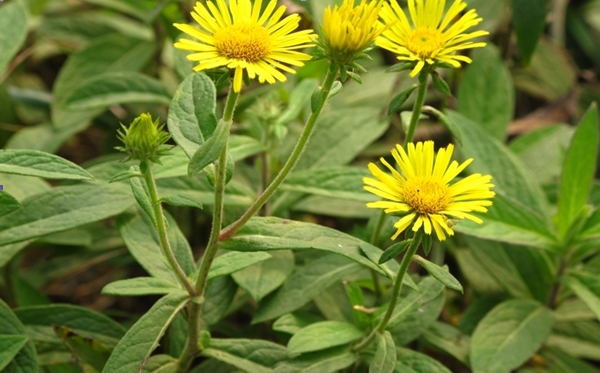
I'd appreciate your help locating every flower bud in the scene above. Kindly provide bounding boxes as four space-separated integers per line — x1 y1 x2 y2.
115 113 172 164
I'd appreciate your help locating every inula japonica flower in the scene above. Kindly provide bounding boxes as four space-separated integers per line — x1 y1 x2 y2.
317 0 386 67
116 113 172 164
377 0 489 77
174 0 316 92
363 141 494 241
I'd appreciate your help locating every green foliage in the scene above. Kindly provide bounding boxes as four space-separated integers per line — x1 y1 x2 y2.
1 0 600 371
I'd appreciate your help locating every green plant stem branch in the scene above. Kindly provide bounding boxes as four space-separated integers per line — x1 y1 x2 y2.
353 234 421 352
219 63 339 241
403 69 429 147
178 87 240 373
143 164 196 295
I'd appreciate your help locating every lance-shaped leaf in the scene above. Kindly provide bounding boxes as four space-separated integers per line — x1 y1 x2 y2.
0 150 93 180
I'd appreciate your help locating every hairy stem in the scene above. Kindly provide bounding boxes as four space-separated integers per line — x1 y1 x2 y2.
143 164 196 295
219 63 339 241
404 69 429 147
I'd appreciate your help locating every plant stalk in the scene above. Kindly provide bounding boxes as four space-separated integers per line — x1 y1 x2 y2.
143 164 196 295
353 234 421 351
404 69 429 147
219 63 339 241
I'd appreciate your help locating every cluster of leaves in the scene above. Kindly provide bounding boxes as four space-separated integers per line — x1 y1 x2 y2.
2 0 600 373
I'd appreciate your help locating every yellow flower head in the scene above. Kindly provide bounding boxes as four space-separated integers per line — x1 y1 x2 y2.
377 0 489 77
363 141 495 241
320 0 386 65
174 0 316 92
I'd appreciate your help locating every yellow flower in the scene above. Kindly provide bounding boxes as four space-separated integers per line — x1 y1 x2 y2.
363 141 495 241
174 0 316 92
321 0 386 65
377 0 489 77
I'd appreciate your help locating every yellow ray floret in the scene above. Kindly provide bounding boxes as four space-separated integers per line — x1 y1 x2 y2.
174 0 316 92
376 0 489 76
321 0 386 64
363 141 495 241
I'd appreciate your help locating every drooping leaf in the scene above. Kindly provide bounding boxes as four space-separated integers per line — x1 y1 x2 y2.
101 292 189 373
470 299 555 373
413 256 463 293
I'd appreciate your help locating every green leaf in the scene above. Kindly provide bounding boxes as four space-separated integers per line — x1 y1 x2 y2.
542 347 600 373
64 72 171 110
371 331 396 373
141 355 178 373
101 291 189 373
231 250 294 301
422 322 471 364
253 254 361 323
512 0 549 64
447 110 550 217
0 183 133 246
109 169 142 183
275 79 319 127
0 299 37 373
129 170 157 226
378 241 411 264
52 35 154 129
273 313 325 335
0 1 28 75
387 86 417 115
14 304 126 346
470 299 555 373
375 276 445 330
281 167 374 202
273 346 357 373
54 325 112 372
556 104 598 239
0 150 94 180
547 320 600 360
359 244 418 291
287 321 364 354
161 194 203 210
344 282 370 329
80 0 152 21
208 252 272 280
394 348 452 373
202 276 237 326
221 217 396 279
0 335 28 371
188 119 229 177
0 191 21 217
117 209 195 282
167 73 218 159
457 46 514 141
413 256 463 293
565 272 600 322
101 277 180 296
204 338 288 371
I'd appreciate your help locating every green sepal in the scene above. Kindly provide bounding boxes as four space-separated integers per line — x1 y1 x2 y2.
386 62 414 73
431 71 452 97
388 85 418 115
347 71 363 84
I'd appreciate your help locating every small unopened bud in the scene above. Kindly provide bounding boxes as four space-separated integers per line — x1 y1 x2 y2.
115 113 172 164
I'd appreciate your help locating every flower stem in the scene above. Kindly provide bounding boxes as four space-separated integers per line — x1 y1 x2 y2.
403 69 429 147
353 234 421 351
178 87 240 373
143 163 196 295
219 63 339 241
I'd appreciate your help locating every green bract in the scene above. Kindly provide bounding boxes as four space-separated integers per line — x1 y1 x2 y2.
116 113 172 164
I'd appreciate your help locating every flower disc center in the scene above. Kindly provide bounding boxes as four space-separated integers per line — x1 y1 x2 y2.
406 28 444 59
403 176 451 214
214 23 272 61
